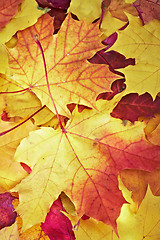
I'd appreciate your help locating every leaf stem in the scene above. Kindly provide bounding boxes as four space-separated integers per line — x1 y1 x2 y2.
34 35 65 131
0 105 46 136
0 88 30 94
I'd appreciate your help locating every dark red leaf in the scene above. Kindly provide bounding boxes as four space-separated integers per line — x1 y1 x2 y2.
102 32 118 50
96 79 126 100
1 111 10 121
81 214 90 220
0 192 17 230
49 8 67 34
20 162 32 174
41 197 75 240
133 0 160 24
88 49 135 69
111 93 160 122
36 0 71 9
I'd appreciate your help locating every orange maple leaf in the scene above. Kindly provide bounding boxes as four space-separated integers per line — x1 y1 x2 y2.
0 0 23 30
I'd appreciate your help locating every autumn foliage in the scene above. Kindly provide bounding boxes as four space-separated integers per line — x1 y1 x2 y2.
0 0 160 239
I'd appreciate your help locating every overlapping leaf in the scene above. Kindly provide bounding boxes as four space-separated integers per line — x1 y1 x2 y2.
145 113 160 146
0 74 55 126
0 0 45 75
6 13 118 117
68 0 102 22
120 168 160 207
0 222 19 240
110 14 160 98
111 93 160 122
0 0 23 30
12 100 160 232
134 0 160 24
0 118 37 191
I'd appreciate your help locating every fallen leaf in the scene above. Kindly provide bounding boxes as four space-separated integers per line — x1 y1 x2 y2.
0 192 17 230
115 186 160 239
0 118 37 191
67 214 114 240
0 221 19 240
37 0 71 9
0 44 8 74
103 0 138 21
0 74 55 126
134 0 160 24
68 0 102 22
18 220 49 240
0 0 46 44
6 13 118 117
96 79 126 100
101 10 126 38
120 167 160 207
110 14 160 98
111 93 160 122
41 196 75 240
145 113 160 146
12 100 160 232
89 49 135 70
0 0 23 31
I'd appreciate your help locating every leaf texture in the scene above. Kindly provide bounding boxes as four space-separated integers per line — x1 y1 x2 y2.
6 13 118 116
13 101 160 231
0 0 23 30
110 14 160 98
111 93 160 122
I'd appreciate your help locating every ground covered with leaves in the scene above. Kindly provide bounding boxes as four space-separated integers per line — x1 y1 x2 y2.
0 0 160 239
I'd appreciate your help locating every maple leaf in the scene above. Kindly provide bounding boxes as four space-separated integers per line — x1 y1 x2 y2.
134 0 160 24
120 168 160 207
96 79 126 101
41 196 75 240
0 192 17 230
68 0 102 22
0 0 45 75
103 0 138 22
6 13 118 117
0 74 55 126
111 93 160 122
145 113 160 146
0 0 46 44
12 100 160 232
66 214 114 240
0 0 23 31
0 118 37 191
110 14 160 98
37 0 71 9
114 186 160 239
89 49 135 70
0 221 19 240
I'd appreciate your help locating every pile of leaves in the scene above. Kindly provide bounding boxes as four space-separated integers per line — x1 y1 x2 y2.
0 0 160 239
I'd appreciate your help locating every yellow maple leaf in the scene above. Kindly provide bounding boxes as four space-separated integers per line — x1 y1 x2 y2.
0 222 19 240
68 0 102 22
0 74 55 126
0 119 37 191
0 0 45 75
110 14 160 98
6 13 118 117
145 113 160 146
12 99 160 232
115 186 160 239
